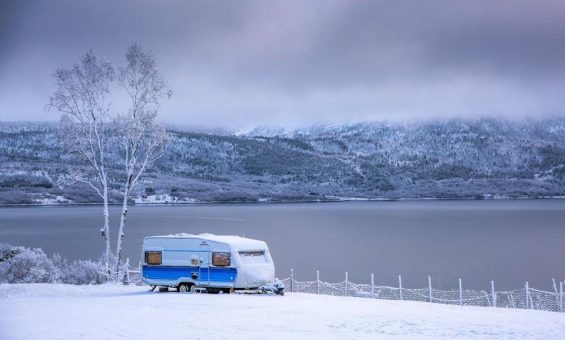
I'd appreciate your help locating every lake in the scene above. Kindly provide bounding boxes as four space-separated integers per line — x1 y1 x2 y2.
1 200 564 290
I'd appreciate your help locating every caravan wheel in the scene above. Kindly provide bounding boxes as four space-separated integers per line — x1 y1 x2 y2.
178 283 193 293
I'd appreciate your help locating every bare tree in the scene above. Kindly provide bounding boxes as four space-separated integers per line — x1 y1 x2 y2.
48 51 114 275
114 44 170 273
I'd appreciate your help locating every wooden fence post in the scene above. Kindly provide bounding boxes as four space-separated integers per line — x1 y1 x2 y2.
371 274 374 296
491 281 496 308
559 282 563 313
428 276 432 303
525 282 530 309
399 275 403 300
123 258 130 285
345 272 348 296
290 268 294 293
316 270 320 294
459 278 463 306
553 278 559 311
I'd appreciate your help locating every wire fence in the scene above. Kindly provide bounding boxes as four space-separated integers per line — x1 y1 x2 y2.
280 270 565 313
125 263 564 313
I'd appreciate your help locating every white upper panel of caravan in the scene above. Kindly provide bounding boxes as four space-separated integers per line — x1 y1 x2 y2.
143 233 268 251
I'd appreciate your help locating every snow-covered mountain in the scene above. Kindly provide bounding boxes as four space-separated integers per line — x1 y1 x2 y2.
1 118 565 204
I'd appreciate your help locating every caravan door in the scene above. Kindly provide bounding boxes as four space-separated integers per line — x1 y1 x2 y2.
198 242 210 286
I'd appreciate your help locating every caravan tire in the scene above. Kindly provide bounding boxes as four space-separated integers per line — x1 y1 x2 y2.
178 283 193 293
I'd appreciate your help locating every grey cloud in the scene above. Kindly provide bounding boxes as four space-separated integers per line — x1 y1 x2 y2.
1 0 565 128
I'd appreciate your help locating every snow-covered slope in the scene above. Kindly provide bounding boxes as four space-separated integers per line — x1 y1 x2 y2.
1 284 564 339
2 118 565 204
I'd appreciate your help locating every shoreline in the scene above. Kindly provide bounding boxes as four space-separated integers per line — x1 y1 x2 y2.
1 195 564 208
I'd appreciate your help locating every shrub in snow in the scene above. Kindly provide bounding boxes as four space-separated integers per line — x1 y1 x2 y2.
51 253 110 285
62 259 107 285
0 243 58 283
0 243 108 285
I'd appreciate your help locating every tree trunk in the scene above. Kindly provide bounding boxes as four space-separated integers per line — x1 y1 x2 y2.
115 175 133 275
102 181 111 277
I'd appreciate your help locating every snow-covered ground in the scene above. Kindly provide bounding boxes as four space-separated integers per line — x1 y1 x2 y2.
1 284 564 339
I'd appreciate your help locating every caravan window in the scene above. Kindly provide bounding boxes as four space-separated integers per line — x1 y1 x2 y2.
212 252 230 267
239 251 267 264
145 251 162 265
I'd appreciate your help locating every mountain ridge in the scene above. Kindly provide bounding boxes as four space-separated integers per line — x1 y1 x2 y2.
1 118 565 204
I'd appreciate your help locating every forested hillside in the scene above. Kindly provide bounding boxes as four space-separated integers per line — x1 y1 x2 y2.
1 118 565 204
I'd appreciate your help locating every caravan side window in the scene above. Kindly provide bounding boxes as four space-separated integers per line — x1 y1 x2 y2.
212 252 230 267
239 251 267 264
145 251 162 265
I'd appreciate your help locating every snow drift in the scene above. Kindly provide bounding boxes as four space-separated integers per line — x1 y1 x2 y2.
1 284 564 339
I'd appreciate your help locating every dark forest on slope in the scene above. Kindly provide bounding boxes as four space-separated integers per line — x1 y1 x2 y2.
2 118 565 204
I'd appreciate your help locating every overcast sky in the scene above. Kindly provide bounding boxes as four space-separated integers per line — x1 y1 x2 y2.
1 0 565 129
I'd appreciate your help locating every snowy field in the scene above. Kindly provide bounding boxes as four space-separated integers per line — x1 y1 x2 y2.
1 284 564 339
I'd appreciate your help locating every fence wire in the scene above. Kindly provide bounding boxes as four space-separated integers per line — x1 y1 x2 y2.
283 273 565 313
127 266 564 313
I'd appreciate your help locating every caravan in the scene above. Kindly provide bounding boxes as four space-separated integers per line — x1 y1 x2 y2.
141 233 284 295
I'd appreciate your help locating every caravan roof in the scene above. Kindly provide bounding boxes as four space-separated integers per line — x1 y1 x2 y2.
144 233 268 251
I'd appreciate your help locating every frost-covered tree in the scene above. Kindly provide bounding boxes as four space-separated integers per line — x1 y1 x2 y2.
114 44 170 273
0 243 108 285
0 244 58 283
48 44 171 277
48 51 114 275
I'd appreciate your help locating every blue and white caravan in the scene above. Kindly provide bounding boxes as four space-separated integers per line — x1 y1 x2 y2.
141 233 284 295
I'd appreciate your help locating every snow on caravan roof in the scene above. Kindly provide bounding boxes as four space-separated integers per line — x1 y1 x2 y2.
146 233 268 250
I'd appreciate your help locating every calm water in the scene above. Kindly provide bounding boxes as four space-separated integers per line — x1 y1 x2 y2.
1 200 564 290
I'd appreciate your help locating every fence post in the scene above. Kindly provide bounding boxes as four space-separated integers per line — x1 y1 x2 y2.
559 282 563 313
122 258 130 285
525 282 530 309
290 269 294 293
553 278 559 311
428 275 432 303
459 278 463 306
399 275 403 300
491 281 496 308
345 272 348 296
316 270 320 294
371 274 374 296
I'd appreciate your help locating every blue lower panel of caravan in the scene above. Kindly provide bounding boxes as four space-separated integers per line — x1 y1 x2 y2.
142 265 237 286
